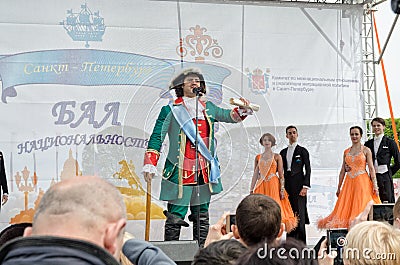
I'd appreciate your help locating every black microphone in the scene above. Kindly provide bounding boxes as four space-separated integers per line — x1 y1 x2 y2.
192 87 203 96
392 0 400 14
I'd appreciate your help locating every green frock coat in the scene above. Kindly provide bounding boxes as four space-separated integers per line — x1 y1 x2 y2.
146 98 241 201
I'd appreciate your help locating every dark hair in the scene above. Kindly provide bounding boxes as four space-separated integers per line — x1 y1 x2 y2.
192 239 247 265
371 117 386 127
285 125 297 134
169 68 206 97
236 194 281 247
259 133 276 146
235 237 317 265
349 126 363 136
0 223 32 247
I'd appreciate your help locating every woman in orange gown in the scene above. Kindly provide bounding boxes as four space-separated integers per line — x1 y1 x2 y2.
318 126 381 229
250 133 298 232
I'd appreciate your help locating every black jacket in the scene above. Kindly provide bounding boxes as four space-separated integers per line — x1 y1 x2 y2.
280 145 311 190
0 236 120 265
280 144 311 225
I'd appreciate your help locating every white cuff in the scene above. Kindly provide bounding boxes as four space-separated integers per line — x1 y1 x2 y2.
142 164 158 175
237 108 253 116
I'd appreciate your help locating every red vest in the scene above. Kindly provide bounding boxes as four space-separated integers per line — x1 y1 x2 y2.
182 118 210 184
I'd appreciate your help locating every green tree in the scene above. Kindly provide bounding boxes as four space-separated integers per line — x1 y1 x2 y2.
384 118 400 178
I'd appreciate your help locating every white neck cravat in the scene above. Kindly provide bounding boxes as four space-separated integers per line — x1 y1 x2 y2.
373 134 388 174
184 97 205 120
373 134 383 156
286 142 297 171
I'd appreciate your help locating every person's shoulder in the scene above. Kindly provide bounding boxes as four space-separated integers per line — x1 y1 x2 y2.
156 106 171 118
297 145 308 152
363 145 372 154
205 99 217 108
383 135 396 143
0 236 120 265
167 97 184 108
383 136 399 150
160 104 173 113
343 147 356 156
365 138 373 144
123 239 175 265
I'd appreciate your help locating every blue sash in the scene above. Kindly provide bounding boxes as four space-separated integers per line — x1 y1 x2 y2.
169 103 220 183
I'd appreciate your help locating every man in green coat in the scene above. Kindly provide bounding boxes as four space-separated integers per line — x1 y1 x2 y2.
143 68 252 246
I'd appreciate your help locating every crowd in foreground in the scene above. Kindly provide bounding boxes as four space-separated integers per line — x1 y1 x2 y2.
0 175 398 265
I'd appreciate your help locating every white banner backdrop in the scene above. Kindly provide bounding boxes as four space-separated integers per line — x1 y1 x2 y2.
0 0 364 244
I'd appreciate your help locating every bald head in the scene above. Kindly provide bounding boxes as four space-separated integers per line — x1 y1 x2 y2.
26 176 127 259
33 176 126 224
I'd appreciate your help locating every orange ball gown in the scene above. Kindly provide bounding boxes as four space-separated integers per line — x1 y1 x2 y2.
318 146 381 229
253 154 298 232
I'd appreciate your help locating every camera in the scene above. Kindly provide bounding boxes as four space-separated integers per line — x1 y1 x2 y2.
226 214 236 233
369 203 394 225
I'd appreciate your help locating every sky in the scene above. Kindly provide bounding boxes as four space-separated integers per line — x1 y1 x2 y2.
374 2 400 119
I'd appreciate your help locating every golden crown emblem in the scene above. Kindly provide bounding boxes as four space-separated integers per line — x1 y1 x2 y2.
177 25 223 62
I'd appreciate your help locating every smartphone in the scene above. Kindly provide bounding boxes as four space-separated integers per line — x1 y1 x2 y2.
327 228 348 253
226 214 236 233
327 228 348 265
369 203 394 225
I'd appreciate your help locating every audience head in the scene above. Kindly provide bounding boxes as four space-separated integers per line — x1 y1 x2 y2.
343 221 400 265
192 239 247 265
259 133 276 147
393 197 400 229
24 175 127 260
234 194 282 247
235 237 317 265
0 223 32 247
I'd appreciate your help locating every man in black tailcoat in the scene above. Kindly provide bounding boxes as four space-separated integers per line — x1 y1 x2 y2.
365 117 400 203
280 125 311 244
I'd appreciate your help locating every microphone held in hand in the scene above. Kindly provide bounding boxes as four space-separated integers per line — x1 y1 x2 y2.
229 98 260 112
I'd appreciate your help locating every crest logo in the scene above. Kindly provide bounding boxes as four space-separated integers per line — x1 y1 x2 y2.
246 68 271 94
176 25 223 62
60 4 105 48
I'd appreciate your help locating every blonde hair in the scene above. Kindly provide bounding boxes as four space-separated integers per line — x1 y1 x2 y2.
344 221 400 265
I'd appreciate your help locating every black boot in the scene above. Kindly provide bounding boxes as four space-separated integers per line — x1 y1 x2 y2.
164 210 189 241
189 212 209 247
